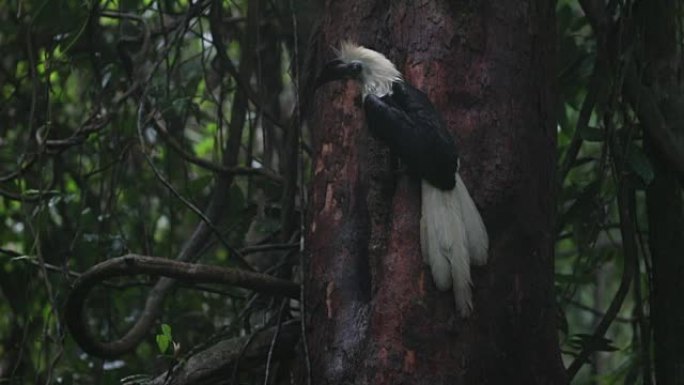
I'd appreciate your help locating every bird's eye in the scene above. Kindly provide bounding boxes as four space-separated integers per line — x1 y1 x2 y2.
349 61 363 76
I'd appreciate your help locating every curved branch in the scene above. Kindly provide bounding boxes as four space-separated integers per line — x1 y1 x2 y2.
1 111 111 183
42 115 112 154
0 155 37 183
0 187 52 202
558 50 606 184
65 254 299 358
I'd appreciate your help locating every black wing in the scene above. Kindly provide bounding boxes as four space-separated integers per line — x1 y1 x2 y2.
364 81 459 190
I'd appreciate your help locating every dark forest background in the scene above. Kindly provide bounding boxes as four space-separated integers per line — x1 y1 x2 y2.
0 0 683 384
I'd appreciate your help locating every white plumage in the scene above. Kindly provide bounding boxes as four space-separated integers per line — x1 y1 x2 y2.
421 175 488 315
336 41 402 98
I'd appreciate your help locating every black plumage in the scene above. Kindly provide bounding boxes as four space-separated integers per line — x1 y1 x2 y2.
364 82 459 190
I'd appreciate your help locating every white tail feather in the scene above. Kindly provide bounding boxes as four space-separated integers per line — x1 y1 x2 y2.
421 173 488 316
421 180 460 291
456 174 489 266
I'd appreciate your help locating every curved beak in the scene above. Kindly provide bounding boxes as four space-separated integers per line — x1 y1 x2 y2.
314 59 361 89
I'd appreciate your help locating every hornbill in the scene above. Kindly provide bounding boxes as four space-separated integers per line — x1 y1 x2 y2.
315 42 489 316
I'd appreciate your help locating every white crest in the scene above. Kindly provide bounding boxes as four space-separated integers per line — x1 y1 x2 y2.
335 41 402 98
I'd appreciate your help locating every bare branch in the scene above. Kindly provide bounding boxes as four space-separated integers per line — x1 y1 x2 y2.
578 0 684 175
240 243 299 255
622 64 684 174
88 0 260 360
566 171 638 379
137 110 254 272
558 52 606 184
151 110 283 182
208 0 286 131
148 320 300 385
0 155 38 183
64 254 299 358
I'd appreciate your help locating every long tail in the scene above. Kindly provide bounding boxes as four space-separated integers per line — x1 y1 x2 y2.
420 173 489 316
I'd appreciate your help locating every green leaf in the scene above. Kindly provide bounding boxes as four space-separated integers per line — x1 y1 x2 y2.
626 144 654 185
194 136 215 157
156 324 172 353
161 323 172 337
156 334 170 354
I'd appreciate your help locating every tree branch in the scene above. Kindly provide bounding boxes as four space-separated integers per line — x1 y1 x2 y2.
150 110 283 182
558 50 606 184
208 0 286 131
578 0 684 175
0 155 37 183
148 320 300 385
622 63 684 174
86 0 261 359
64 254 299 358
566 172 637 379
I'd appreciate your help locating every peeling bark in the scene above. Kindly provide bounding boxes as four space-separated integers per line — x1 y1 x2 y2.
304 1 567 384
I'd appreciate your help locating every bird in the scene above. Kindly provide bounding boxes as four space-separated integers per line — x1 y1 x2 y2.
314 41 489 316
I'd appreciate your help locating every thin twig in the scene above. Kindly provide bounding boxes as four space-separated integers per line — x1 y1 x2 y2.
566 169 637 379
558 54 604 184
0 155 38 182
240 243 299 255
263 299 287 385
289 2 312 384
150 111 283 182
564 297 634 323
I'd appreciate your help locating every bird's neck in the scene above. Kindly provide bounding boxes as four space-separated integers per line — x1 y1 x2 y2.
361 77 398 99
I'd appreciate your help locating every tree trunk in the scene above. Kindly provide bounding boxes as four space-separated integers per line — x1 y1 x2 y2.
639 1 684 383
304 1 567 384
646 147 684 385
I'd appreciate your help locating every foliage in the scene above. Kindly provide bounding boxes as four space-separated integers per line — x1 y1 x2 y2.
155 324 173 355
553 0 683 383
0 0 305 383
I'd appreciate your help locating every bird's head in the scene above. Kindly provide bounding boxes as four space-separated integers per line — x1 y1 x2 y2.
314 58 364 88
315 41 401 98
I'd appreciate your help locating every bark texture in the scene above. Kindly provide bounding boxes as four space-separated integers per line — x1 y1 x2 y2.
305 1 567 384
640 1 684 383
646 149 684 385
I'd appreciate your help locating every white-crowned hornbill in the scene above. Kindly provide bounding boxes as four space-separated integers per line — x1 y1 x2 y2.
315 42 488 316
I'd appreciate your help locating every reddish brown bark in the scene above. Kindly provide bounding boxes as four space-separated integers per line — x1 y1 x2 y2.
305 1 567 384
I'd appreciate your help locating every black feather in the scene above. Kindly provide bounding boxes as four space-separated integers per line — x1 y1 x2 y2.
364 82 459 190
